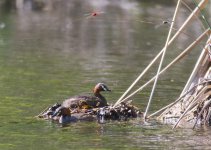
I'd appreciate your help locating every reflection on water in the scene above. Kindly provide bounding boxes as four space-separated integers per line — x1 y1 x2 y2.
0 0 210 150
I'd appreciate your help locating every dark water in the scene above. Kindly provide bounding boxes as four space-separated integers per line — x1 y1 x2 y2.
0 0 210 149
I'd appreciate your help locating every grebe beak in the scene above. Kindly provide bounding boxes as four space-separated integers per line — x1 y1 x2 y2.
107 89 111 92
101 84 111 92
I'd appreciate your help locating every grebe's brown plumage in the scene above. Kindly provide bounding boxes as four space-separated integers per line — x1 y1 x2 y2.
37 83 141 124
62 83 111 108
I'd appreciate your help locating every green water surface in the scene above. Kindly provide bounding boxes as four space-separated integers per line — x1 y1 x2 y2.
0 0 210 149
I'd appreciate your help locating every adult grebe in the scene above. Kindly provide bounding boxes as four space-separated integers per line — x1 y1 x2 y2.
62 83 111 108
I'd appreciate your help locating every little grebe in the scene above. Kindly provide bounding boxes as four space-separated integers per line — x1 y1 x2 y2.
62 83 111 108
52 106 96 123
51 106 75 123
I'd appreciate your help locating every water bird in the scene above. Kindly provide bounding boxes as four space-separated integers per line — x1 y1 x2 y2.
52 106 75 123
62 83 111 108
52 106 98 123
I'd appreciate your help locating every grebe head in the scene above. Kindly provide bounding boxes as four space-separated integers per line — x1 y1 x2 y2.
52 106 71 117
93 83 111 94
